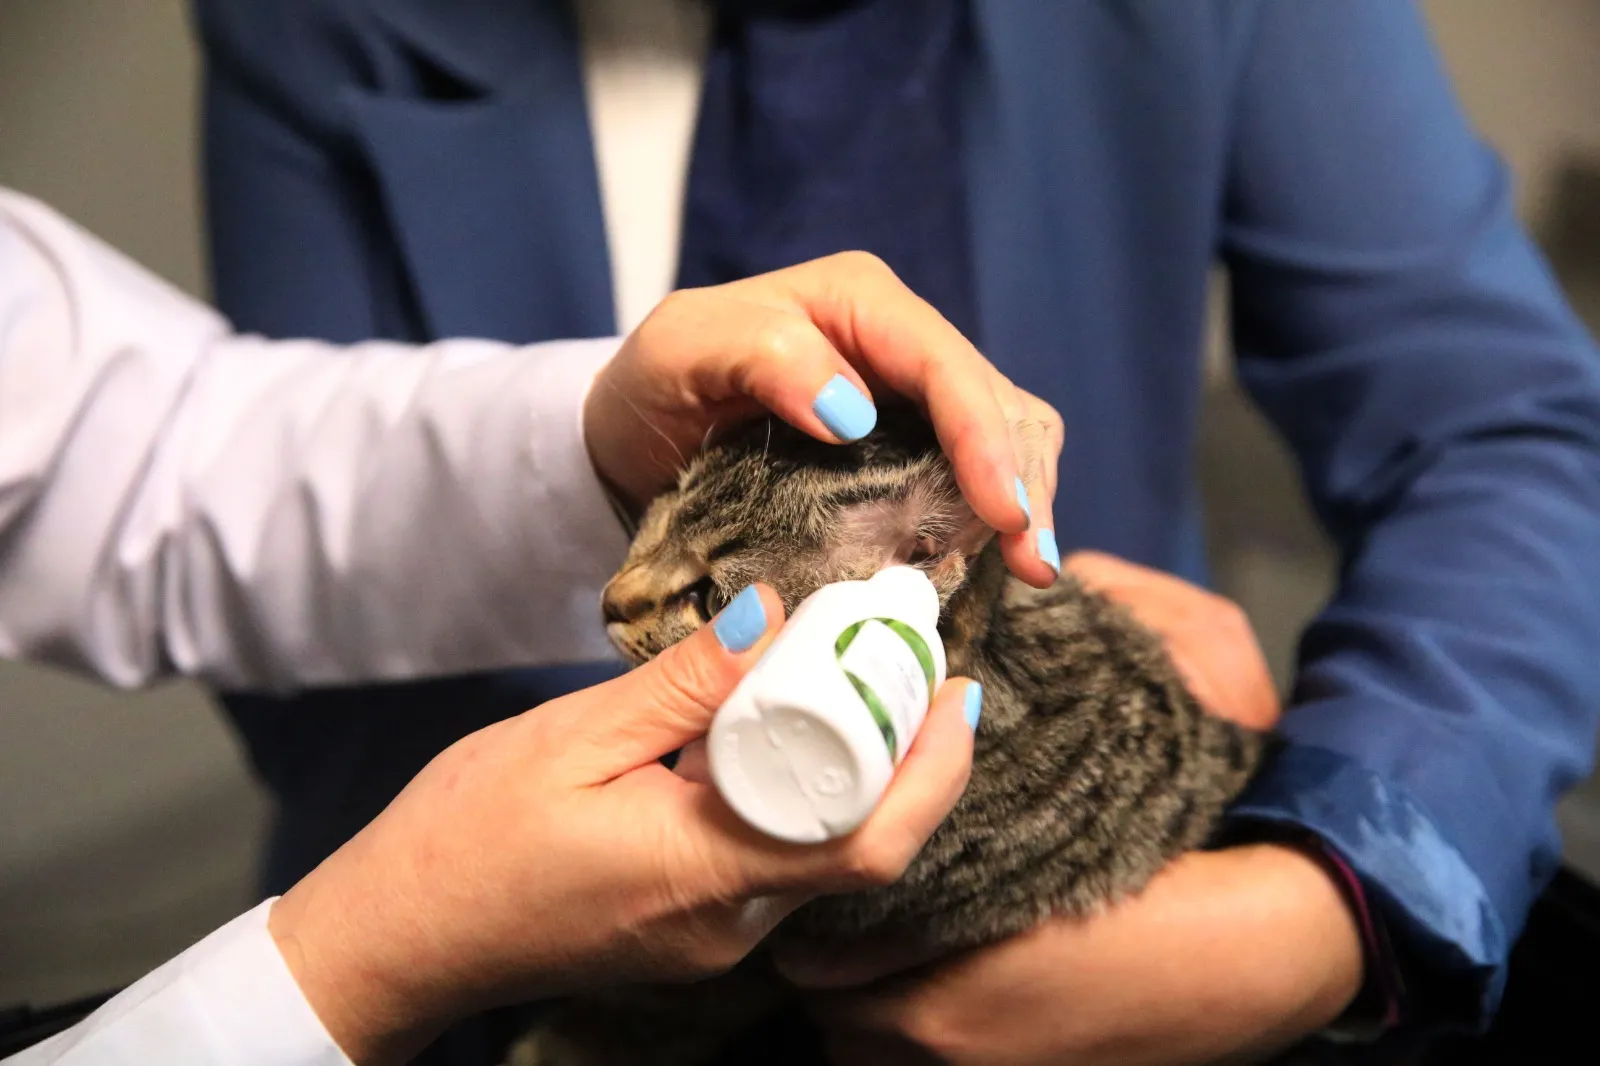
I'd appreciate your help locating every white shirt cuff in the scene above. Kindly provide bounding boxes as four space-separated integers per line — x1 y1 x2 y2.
6 900 352 1066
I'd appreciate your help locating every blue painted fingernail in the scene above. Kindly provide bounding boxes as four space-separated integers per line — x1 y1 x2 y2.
712 585 767 653
1036 528 1061 574
1014 476 1031 526
812 375 877 442
964 682 984 730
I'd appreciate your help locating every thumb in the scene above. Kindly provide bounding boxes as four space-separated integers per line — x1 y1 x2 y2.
558 585 786 781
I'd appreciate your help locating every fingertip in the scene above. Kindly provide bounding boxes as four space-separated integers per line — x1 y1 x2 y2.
709 583 787 657
998 533 1060 589
711 584 770 653
812 373 878 442
909 676 979 770
963 680 984 731
1035 528 1062 576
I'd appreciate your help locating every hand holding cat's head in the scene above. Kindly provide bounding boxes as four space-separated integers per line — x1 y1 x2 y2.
601 410 991 665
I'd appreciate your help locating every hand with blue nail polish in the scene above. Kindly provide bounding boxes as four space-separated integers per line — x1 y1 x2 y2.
1068 551 1279 731
269 582 977 1065
781 557 1314 1066
582 253 1064 587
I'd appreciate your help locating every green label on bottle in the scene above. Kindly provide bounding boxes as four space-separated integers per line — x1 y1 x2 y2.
835 618 936 762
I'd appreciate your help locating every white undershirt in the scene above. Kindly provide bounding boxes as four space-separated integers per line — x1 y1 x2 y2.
575 0 710 334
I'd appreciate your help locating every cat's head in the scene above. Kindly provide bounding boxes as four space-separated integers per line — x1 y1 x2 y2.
602 406 992 665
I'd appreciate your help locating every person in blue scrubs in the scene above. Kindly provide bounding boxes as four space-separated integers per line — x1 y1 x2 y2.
192 0 1600 1061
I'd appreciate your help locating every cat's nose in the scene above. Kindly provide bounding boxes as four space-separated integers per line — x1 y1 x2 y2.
602 568 656 625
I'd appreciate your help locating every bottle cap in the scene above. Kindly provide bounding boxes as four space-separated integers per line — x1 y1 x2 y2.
709 690 892 844
866 565 941 624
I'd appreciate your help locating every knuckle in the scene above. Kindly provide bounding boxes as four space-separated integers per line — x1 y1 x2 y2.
749 317 811 369
839 839 910 889
1010 414 1052 448
1065 549 1115 575
682 939 745 979
832 249 893 279
899 1001 959 1054
648 289 697 331
650 640 731 713
635 291 696 356
1035 397 1065 431
942 412 991 462
656 287 696 316
1024 396 1066 447
1215 597 1252 633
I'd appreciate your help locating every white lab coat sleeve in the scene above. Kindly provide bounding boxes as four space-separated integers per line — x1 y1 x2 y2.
0 188 632 691
4 900 352 1066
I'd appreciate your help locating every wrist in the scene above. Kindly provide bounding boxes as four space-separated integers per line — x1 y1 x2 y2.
269 855 448 1066
1219 821 1402 1043
1305 843 1405 1043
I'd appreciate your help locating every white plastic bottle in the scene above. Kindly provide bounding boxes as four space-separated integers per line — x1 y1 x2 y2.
708 565 947 843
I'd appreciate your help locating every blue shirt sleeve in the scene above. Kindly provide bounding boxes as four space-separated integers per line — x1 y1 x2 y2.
1219 0 1600 1033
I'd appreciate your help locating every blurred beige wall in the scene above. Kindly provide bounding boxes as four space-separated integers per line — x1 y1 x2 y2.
0 0 1598 1007
1425 0 1600 222
0 0 206 294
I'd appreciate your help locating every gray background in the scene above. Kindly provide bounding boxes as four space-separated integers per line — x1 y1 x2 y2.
2 0 1599 1008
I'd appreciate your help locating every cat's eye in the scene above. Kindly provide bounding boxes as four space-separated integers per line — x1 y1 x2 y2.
683 576 721 622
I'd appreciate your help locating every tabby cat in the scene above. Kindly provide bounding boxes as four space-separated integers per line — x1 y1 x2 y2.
508 406 1272 1066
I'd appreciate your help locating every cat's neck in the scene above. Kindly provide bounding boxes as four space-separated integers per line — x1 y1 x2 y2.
939 541 1009 679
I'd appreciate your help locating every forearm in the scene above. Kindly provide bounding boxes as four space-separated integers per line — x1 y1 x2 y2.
0 189 629 691
1218 0 1600 1033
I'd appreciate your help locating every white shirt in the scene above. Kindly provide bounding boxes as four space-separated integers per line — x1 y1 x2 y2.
4 3 704 1060
0 182 635 1064
11 903 346 1065
0 189 630 693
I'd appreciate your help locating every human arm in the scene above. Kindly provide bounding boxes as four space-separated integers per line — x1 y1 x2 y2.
0 187 627 690
782 555 1370 1065
804 8 1600 1058
5 585 980 1065
792 846 1360 1066
1220 0 1600 1036
0 190 1061 691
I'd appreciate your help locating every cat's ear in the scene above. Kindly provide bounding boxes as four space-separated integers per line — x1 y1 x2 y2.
831 471 992 580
